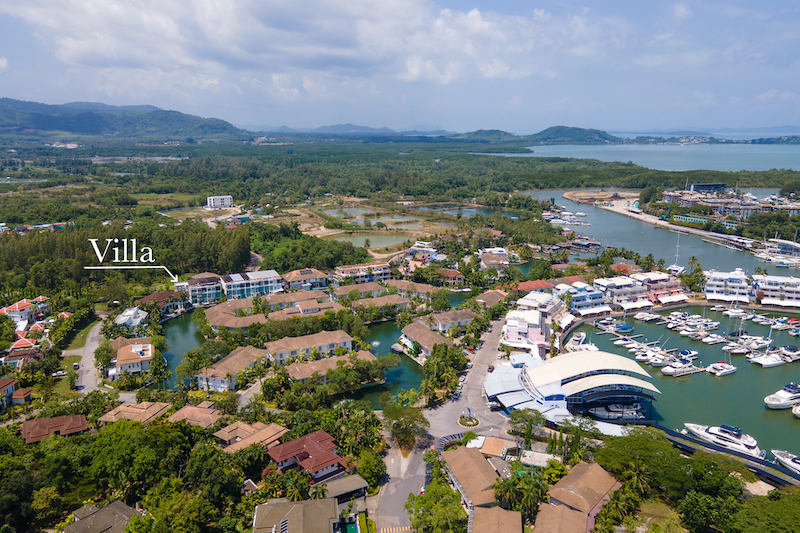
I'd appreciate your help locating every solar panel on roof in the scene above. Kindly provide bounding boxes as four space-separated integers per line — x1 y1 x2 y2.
300 269 313 275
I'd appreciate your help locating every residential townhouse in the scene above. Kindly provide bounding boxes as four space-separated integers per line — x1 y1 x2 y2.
286 350 377 383
205 298 268 333
399 322 452 360
751 274 800 308
281 268 329 291
592 276 652 311
384 279 438 301
265 330 354 364
555 282 611 317
267 300 344 321
136 291 189 315
351 294 410 312
174 275 223 305
331 282 385 302
333 262 391 284
266 289 329 311
220 270 283 299
630 271 688 305
703 268 752 303
196 345 266 392
427 309 477 334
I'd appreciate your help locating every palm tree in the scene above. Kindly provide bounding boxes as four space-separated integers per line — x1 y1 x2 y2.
622 460 651 497
309 483 328 500
493 477 518 509
285 478 304 502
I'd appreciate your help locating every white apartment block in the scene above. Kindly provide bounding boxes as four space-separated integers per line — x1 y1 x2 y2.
593 276 651 310
751 274 800 308
221 270 283 299
333 262 391 284
703 268 752 303
207 195 234 208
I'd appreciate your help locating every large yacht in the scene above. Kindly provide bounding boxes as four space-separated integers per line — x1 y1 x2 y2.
771 450 800 475
683 423 764 458
764 383 800 409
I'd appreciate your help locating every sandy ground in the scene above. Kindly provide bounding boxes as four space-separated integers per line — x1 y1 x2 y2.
562 189 640 203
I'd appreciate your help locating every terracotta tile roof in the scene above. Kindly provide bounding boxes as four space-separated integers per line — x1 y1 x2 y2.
221 422 289 453
11 388 33 400
430 309 476 326
476 289 508 307
533 503 587 533
0 378 17 392
214 420 268 444
472 507 522 533
331 282 384 298
9 338 36 350
267 301 343 321
99 402 172 424
282 268 327 283
441 446 498 506
136 291 183 306
203 345 265 380
268 290 328 306
402 322 452 353
205 298 268 329
168 404 223 428
268 430 343 474
548 461 618 514
517 280 555 291
286 350 376 381
265 330 353 356
21 415 89 444
351 294 409 308
115 343 153 365
110 336 152 352
384 279 438 294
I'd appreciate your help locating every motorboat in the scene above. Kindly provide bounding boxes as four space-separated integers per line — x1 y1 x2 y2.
771 450 800 475
707 362 737 376
764 383 800 409
751 352 786 368
702 334 727 345
615 324 634 333
588 404 645 421
683 423 764 458
678 350 698 360
662 359 694 376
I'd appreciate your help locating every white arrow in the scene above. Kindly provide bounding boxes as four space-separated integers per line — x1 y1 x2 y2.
84 265 179 283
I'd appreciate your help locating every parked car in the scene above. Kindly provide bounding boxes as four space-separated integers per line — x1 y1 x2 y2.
466 362 473 369
52 371 67 378
72 362 80 370
487 365 495 372
453 390 461 399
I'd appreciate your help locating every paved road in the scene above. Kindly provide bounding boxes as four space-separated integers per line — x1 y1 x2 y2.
373 319 511 532
65 320 105 394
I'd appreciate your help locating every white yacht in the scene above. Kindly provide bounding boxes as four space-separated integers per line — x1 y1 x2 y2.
702 334 727 345
662 359 694 376
707 361 737 376
765 383 800 409
771 450 800 475
751 352 786 368
683 423 764 458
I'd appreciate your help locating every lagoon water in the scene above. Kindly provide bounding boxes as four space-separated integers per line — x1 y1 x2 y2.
494 144 800 172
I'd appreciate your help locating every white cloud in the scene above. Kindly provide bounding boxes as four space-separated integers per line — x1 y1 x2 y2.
0 57 7 71
672 4 691 21
756 89 796 101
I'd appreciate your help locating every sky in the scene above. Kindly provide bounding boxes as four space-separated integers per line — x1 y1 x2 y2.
0 1 799 133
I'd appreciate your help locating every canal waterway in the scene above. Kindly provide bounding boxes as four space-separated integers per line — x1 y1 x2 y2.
571 306 800 457
161 309 205 389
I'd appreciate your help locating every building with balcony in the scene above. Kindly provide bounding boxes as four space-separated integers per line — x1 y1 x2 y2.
593 276 651 311
630 271 688 305
703 268 752 303
174 276 222 305
751 274 800 308
281 268 329 291
333 262 391 284
265 330 354 365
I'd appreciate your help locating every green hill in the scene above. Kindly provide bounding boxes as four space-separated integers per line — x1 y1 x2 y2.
447 129 523 142
0 98 247 141
527 126 622 144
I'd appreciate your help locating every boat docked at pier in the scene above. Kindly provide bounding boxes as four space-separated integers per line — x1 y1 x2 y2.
771 449 800 475
706 361 737 376
764 383 800 409
683 423 765 458
587 403 645 421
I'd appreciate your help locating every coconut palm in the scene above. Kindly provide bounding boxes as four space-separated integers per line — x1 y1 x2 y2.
309 483 328 500
622 460 651 496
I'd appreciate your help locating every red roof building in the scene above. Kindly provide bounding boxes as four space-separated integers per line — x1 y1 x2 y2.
517 280 555 292
267 430 344 482
21 415 89 444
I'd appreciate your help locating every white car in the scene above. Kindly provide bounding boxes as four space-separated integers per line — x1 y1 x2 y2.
52 371 67 377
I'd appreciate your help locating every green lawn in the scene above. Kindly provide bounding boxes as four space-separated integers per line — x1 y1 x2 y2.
53 355 82 397
635 499 684 531
66 320 98 350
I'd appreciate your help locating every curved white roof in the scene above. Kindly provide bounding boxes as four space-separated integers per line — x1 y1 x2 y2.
484 365 524 398
562 374 661 396
524 351 650 389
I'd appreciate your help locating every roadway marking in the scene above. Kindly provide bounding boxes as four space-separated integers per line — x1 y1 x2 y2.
379 528 413 533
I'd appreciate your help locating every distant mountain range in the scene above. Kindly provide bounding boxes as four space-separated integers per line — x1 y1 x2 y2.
1 97 799 145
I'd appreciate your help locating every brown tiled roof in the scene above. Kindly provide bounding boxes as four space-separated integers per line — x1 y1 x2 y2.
204 345 265 380
402 322 452 353
384 279 438 294
480 436 509 458
533 503 587 533
221 422 289 453
110 336 152 352
476 289 507 307
268 430 342 474
441 269 464 279
168 404 223 428
265 330 353 355
547 276 587 286
64 501 138 533
21 415 88 444
286 350 376 381
206 298 268 329
331 282 384 298
473 507 522 533
267 301 343 321
441 446 498 507
115 343 153 365
11 388 32 400
0 378 17 392
351 294 409 308
136 291 183 306
518 280 555 291
282 268 327 283
214 420 268 444
98 402 171 424
548 461 618 514
267 290 328 307
431 309 476 326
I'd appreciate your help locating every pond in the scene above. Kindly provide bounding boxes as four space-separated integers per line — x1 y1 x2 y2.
161 310 205 389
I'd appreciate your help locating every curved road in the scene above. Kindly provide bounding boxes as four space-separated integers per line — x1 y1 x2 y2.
372 319 511 532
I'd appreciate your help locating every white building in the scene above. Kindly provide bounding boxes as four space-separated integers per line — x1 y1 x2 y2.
703 268 752 303
502 309 548 357
207 195 234 208
593 276 651 311
196 346 265 392
220 270 283 299
751 274 800 308
108 343 153 381
113 307 149 331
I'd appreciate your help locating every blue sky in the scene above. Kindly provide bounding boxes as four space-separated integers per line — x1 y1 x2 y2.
0 1 798 133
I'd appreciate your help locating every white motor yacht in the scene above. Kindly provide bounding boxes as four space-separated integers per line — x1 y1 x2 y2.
752 352 786 368
683 423 764 458
771 450 800 475
678 350 699 360
764 383 800 409
703 334 727 345
707 362 737 376
662 359 694 376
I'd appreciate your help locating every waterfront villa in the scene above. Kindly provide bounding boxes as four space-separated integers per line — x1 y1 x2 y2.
440 269 465 287
703 268 752 303
267 300 344 321
113 307 149 331
265 330 354 364
174 275 222 305
476 289 508 308
220 270 283 299
266 289 329 311
268 430 344 482
427 309 477 334
196 345 266 392
281 268 329 291
384 279 438 301
205 299 267 332
285 350 377 384
331 282 385 302
108 342 154 381
351 294 410 313
333 262 391 284
554 282 611 317
136 291 188 315
483 351 660 424
399 322 452 360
